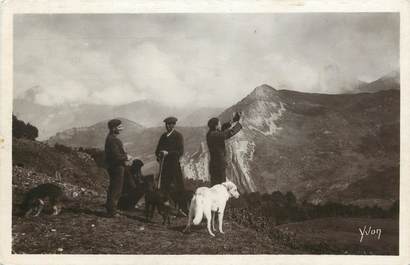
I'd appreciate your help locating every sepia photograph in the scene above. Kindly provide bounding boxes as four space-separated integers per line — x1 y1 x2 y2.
0 2 407 262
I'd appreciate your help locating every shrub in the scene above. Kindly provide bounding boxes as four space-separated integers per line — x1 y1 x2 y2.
12 115 38 140
54 143 74 154
79 147 106 168
226 190 396 230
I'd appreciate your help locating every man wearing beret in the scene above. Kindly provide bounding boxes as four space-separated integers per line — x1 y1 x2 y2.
104 119 130 217
155 117 185 194
207 112 242 186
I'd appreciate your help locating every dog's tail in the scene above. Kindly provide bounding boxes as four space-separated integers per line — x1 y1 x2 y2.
192 192 205 225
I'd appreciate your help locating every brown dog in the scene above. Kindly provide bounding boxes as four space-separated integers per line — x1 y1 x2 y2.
21 183 65 217
143 175 172 225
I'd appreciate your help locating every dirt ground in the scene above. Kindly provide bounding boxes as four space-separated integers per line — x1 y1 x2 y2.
12 198 398 255
12 196 298 255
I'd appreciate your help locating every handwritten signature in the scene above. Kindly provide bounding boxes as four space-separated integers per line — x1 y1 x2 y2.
359 225 382 243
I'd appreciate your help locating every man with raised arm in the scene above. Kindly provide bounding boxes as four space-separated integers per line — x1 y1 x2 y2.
206 112 242 186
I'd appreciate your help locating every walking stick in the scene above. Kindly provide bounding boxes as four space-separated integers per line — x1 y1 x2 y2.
157 155 165 190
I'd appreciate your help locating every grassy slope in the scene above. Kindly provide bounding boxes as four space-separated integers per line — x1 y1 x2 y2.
12 138 108 193
272 217 399 255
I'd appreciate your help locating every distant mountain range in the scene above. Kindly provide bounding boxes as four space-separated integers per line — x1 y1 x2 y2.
44 72 400 207
13 98 222 140
355 70 400 93
46 121 206 177
317 67 399 94
47 118 145 149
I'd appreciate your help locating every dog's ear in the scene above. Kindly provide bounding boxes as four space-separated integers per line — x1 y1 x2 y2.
224 181 233 190
227 182 238 194
131 159 144 173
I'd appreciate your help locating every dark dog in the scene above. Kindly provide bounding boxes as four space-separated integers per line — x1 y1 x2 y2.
118 159 145 210
21 183 65 217
117 159 176 224
169 189 194 216
143 175 172 225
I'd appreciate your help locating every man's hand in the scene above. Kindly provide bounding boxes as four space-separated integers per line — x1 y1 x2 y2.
127 154 133 161
157 150 168 161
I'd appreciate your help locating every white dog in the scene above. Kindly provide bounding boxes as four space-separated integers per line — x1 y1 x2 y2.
183 181 240 237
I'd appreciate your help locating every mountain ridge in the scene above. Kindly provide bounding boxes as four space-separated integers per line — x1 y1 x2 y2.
46 81 399 207
13 98 223 140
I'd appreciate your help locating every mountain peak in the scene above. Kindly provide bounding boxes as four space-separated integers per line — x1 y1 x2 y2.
253 84 276 94
219 84 280 121
248 84 277 100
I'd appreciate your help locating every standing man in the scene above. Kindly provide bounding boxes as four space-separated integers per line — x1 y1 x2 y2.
104 119 130 217
207 112 242 186
155 116 185 194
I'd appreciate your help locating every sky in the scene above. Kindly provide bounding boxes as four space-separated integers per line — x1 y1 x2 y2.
14 13 399 108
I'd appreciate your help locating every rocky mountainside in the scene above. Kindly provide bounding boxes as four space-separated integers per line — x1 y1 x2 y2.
183 83 399 206
12 138 108 199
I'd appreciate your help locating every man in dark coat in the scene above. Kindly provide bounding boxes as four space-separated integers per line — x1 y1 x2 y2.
104 119 130 217
206 112 242 186
155 116 185 194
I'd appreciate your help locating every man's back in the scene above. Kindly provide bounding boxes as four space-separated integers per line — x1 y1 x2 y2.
206 122 242 158
206 130 227 158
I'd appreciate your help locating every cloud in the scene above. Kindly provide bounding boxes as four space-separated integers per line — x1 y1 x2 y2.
118 42 197 106
14 24 145 106
14 13 399 108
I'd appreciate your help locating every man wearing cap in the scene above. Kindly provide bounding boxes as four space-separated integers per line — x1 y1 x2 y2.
104 119 130 217
155 116 185 194
207 112 242 186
